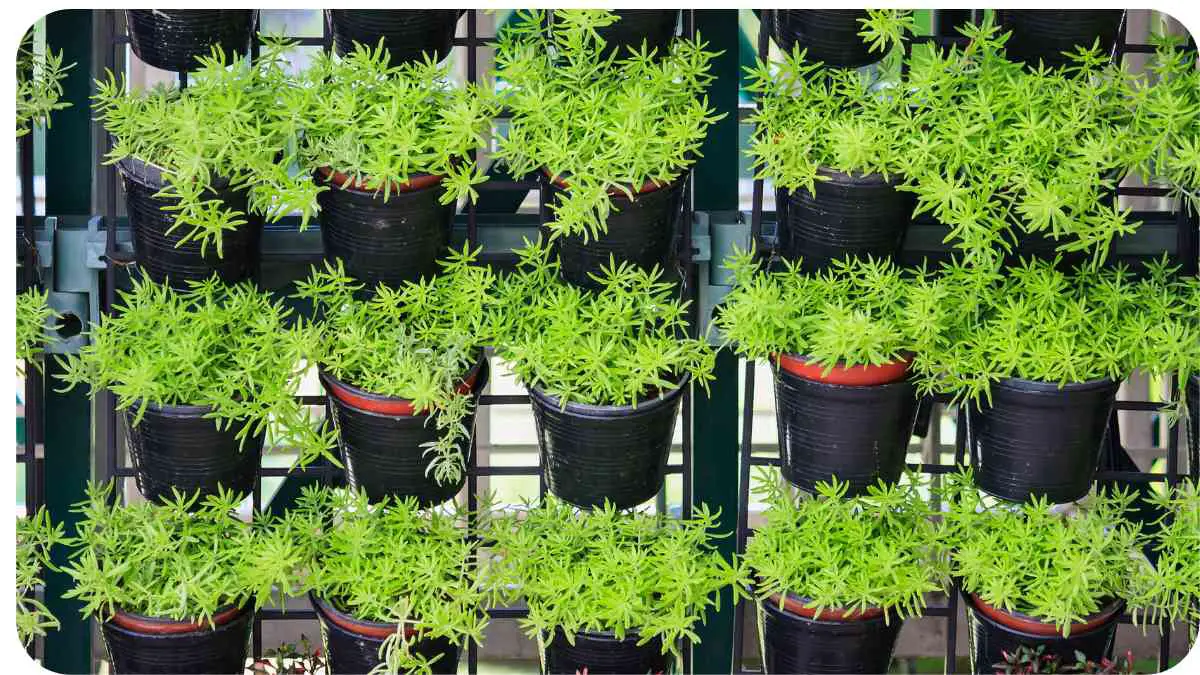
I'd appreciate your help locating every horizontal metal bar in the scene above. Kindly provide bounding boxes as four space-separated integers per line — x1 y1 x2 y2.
1096 470 1170 484
480 394 530 405
1114 400 1169 411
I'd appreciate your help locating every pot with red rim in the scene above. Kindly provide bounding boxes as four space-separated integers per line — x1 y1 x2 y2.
100 603 254 674
314 166 453 290
310 594 459 675
770 353 919 496
320 354 488 507
964 592 1123 674
758 592 903 674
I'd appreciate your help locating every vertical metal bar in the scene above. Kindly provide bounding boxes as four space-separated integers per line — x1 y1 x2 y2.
20 118 41 515
467 9 478 248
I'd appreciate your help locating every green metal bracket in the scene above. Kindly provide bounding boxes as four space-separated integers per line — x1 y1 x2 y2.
34 216 124 355
691 211 750 346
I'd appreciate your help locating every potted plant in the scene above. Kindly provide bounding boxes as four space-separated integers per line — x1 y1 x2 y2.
124 9 257 72
769 9 913 69
716 249 953 495
743 474 949 674
997 10 1125 70
1127 479 1200 632
993 645 1136 675
287 486 489 675
494 9 722 289
17 28 72 137
17 507 66 647
326 10 462 66
62 482 298 674
550 9 680 60
57 276 333 503
488 239 715 509
294 245 495 506
93 39 311 287
483 496 743 674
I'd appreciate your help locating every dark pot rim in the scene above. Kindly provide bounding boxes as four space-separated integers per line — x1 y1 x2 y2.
993 376 1120 394
815 165 904 187
126 398 218 417
555 626 656 645
772 352 913 386
543 166 686 197
310 593 417 639
109 602 250 635
320 353 486 417
528 374 690 417
117 155 234 193
762 591 888 622
965 592 1123 637
316 165 446 195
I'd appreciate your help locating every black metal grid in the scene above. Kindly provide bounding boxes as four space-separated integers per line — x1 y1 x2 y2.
731 10 1199 673
95 9 700 671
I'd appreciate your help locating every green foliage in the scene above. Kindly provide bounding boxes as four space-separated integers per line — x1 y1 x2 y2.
17 507 66 645
285 486 489 675
16 28 72 137
17 287 56 375
56 275 335 469
483 496 745 670
942 469 1148 636
716 247 954 369
494 9 724 240
294 245 496 485
995 645 1136 675
1126 480 1200 629
62 481 301 624
488 238 715 406
744 473 948 621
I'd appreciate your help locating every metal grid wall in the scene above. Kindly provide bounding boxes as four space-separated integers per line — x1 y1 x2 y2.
730 10 1200 673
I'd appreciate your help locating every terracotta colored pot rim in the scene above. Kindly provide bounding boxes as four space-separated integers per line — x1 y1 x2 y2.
321 358 483 416
311 594 418 640
109 603 248 635
766 592 886 622
968 593 1123 637
316 166 445 194
773 352 913 386
542 167 676 196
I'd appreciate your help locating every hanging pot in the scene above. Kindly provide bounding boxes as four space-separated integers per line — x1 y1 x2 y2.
101 603 254 674
544 173 685 291
771 10 881 69
964 593 1123 674
125 401 262 506
118 157 262 290
968 377 1119 503
326 10 462 66
775 168 913 272
1188 374 1198 477
530 376 688 510
320 356 488 507
998 10 1124 70
311 594 459 675
759 594 903 674
545 628 671 674
772 354 918 496
315 168 454 290
591 9 680 59
125 10 257 73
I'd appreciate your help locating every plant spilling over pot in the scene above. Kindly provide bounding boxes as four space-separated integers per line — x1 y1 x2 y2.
494 9 724 241
285 486 489 675
17 507 66 646
17 28 73 137
294 244 496 489
770 9 913 71
1126 479 1200 630
483 496 745 673
17 287 57 376
746 17 1200 269
57 276 334 470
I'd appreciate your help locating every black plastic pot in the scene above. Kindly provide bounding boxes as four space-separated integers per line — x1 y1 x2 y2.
126 10 256 72
1189 374 1199 476
775 169 914 272
125 402 262 505
771 10 880 69
316 171 454 289
594 10 680 59
545 177 685 291
320 358 488 507
327 10 461 66
968 377 1119 503
999 10 1124 70
546 628 671 674
119 158 262 289
964 594 1122 674
101 604 254 674
772 362 918 496
760 599 903 674
530 377 687 510
312 595 459 675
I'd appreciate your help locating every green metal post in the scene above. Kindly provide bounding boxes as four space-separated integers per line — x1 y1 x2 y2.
43 10 95 674
690 10 740 674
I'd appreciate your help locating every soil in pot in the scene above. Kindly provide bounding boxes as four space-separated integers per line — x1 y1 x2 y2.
760 595 903 674
771 10 881 69
101 604 254 674
775 169 914 272
315 168 453 290
772 354 918 496
125 10 257 73
326 10 461 66
967 377 1120 503
544 175 685 292
530 376 688 510
119 158 262 290
545 628 671 675
964 593 1123 675
311 594 459 675
320 357 489 507
999 10 1124 70
125 402 263 506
